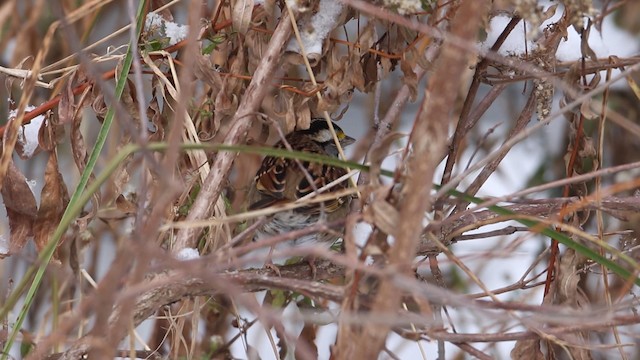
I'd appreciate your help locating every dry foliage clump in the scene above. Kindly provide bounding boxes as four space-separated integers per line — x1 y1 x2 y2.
1 0 640 359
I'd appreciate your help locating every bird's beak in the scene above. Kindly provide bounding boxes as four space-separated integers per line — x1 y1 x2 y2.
340 135 356 147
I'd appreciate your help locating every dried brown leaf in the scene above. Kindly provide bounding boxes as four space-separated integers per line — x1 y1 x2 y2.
556 248 587 307
541 4 559 23
349 52 366 92
214 90 239 117
38 111 64 152
147 95 165 142
321 49 360 112
510 338 543 360
553 248 594 359
115 194 137 215
91 85 108 121
379 56 393 78
109 163 131 202
400 55 418 102
294 323 318 360
194 53 223 93
227 37 248 95
361 52 378 92
296 101 311 130
246 7 271 73
214 48 245 118
0 162 37 258
121 79 142 125
368 197 400 237
70 88 91 174
283 94 297 133
58 72 76 126
33 151 70 259
579 23 598 62
232 0 254 35
1 102 32 192
579 99 599 120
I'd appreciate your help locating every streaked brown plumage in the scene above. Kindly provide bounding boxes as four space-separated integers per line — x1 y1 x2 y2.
249 119 355 248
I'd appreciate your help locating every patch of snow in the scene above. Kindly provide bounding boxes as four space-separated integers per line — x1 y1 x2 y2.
144 12 164 32
145 13 189 46
175 247 200 260
287 0 344 56
11 106 45 159
164 21 189 46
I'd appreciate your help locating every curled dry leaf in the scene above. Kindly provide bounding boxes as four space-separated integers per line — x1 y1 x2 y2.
246 5 271 74
294 323 318 360
214 88 239 117
272 91 313 131
58 71 77 126
0 162 37 258
194 53 223 94
555 248 588 307
33 151 70 260
232 0 254 35
319 22 372 109
296 102 311 130
91 85 108 121
38 111 64 152
1 96 26 185
578 98 600 120
214 49 246 118
349 51 366 92
283 93 297 133
579 22 598 62
147 95 165 142
368 196 400 237
554 250 592 360
121 79 142 125
510 338 544 360
227 35 248 95
104 138 133 207
400 57 418 102
115 194 137 215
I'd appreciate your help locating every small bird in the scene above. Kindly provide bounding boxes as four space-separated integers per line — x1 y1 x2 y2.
248 119 355 253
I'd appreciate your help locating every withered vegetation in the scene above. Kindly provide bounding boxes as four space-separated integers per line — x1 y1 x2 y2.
1 0 640 359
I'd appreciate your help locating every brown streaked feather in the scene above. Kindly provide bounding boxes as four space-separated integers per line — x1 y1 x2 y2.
248 120 354 248
251 131 349 212
254 156 287 196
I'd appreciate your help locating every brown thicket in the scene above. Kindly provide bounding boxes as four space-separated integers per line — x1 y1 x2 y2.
1 0 640 359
